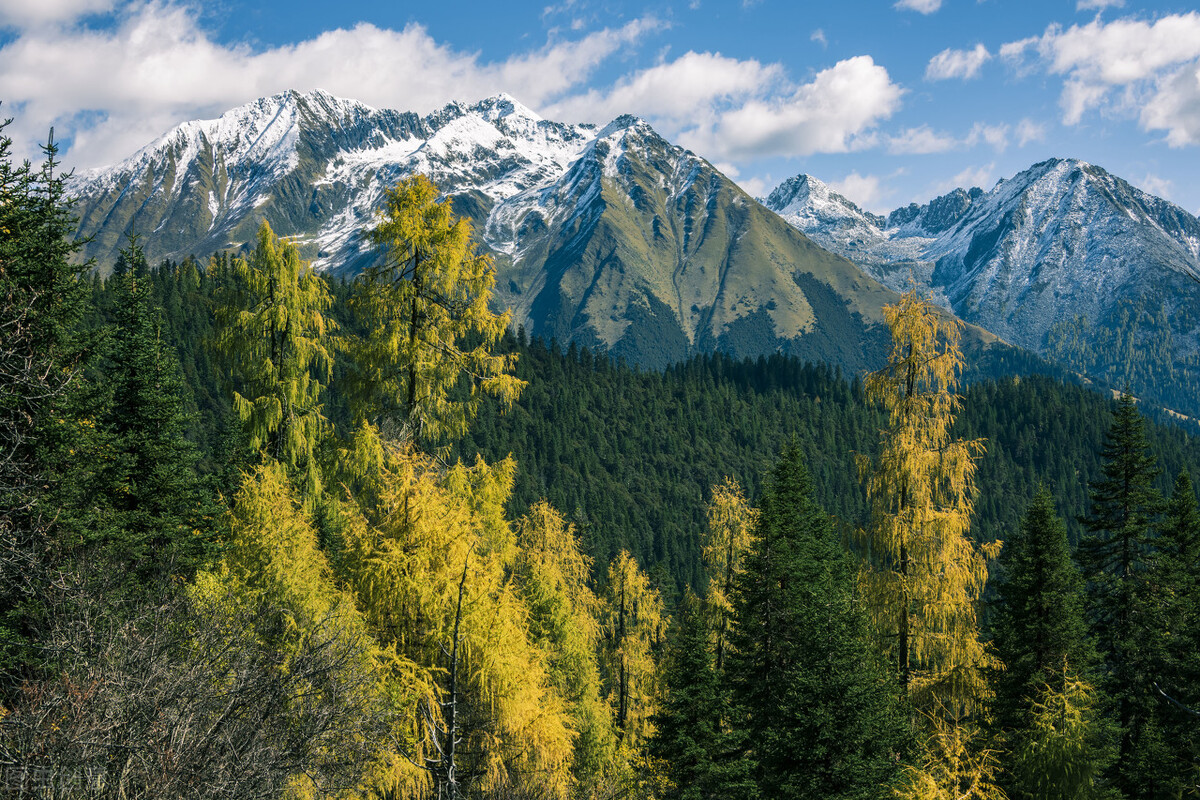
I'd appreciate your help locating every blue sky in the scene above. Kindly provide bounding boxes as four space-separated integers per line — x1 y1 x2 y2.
2 0 1199 214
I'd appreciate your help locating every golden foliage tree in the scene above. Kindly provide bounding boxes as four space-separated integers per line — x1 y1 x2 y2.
336 432 574 800
858 290 999 718
194 460 389 798
342 175 524 449
212 221 335 497
515 502 621 789
702 478 756 672
600 549 666 753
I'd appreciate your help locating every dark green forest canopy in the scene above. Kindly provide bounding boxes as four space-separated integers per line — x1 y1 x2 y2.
100 261 1200 595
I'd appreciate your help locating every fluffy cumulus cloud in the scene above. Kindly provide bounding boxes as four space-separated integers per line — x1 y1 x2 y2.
676 56 904 161
0 0 115 27
1001 12 1200 145
925 44 991 81
830 172 889 212
0 0 907 172
0 2 662 167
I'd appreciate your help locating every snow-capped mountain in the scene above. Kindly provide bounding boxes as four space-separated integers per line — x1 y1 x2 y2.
70 89 931 371
765 159 1200 414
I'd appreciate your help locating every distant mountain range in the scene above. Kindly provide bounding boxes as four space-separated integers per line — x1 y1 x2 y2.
69 90 1200 415
764 162 1200 415
68 89 918 371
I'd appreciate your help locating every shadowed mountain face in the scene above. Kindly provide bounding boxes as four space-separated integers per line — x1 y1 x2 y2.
766 161 1200 415
71 89 943 371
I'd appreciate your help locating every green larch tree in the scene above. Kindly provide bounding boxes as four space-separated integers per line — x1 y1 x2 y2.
730 444 907 800
211 220 335 497
342 175 523 450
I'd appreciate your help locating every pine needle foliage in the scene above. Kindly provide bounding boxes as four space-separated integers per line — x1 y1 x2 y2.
211 221 335 498
992 490 1114 800
730 444 908 800
343 175 524 450
1077 391 1164 797
858 290 999 720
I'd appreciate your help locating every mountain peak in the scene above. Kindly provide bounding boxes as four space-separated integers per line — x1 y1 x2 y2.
470 93 542 123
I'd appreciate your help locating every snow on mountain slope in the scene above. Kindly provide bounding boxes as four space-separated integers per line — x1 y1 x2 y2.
767 159 1200 353
71 90 917 372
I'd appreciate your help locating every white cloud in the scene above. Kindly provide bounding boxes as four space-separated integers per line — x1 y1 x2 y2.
811 29 827 48
830 171 889 212
965 122 1009 151
1001 13 1200 143
678 56 904 161
0 2 664 168
888 125 957 154
929 163 995 196
886 121 1009 154
1136 173 1173 199
1140 63 1200 146
895 0 941 14
0 0 114 28
1016 117 1047 145
546 51 785 129
1076 0 1123 10
925 43 991 81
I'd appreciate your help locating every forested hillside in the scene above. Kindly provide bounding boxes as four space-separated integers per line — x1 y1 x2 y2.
6 127 1200 798
95 259 1200 595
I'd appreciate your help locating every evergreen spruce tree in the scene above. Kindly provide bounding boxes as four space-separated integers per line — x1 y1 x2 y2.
101 238 215 581
0 125 90 677
648 591 741 800
1140 471 1200 794
729 444 907 800
992 489 1114 800
1079 392 1163 798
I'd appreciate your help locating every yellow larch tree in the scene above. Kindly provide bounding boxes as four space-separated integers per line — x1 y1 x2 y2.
702 478 757 672
515 502 621 791
336 431 574 800
342 175 524 450
600 549 667 754
857 291 1002 798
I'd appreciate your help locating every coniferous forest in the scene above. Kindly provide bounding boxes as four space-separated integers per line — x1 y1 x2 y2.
4 122 1200 800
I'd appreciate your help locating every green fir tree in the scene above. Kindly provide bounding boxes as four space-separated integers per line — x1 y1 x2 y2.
729 444 907 800
992 489 1115 800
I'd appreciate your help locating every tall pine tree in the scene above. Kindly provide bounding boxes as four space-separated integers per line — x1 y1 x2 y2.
648 591 740 800
1079 392 1163 798
992 489 1114 800
729 444 907 800
100 238 215 581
